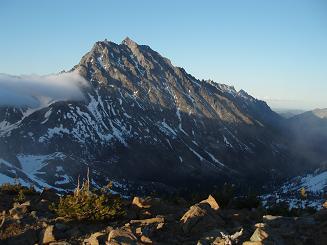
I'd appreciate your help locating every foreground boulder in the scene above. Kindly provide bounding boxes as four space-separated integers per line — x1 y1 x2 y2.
108 227 138 245
9 201 30 220
200 195 220 210
250 228 268 242
39 223 73 244
40 225 57 244
198 228 243 245
132 197 153 209
180 195 224 234
129 216 165 243
84 231 107 245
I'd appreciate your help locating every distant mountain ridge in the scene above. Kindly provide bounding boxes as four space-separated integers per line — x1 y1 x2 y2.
287 108 327 168
274 108 306 119
310 108 327 119
0 38 311 193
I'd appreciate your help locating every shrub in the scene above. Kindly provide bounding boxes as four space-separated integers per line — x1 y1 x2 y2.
51 178 126 221
212 183 235 208
0 183 23 194
14 189 26 203
232 193 261 209
0 183 37 196
265 201 315 217
0 223 25 240
265 201 290 216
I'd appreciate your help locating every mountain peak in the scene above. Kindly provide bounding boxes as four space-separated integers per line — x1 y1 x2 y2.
1 37 298 193
122 36 138 48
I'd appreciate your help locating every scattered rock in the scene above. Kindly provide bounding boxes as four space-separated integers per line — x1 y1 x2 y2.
262 215 282 222
197 228 243 245
200 195 220 210
9 201 30 220
262 215 292 228
40 224 68 244
84 231 107 245
140 235 152 244
254 223 265 228
197 229 225 244
130 216 164 228
242 242 263 245
130 216 165 240
108 227 138 245
132 197 152 209
40 225 57 244
250 228 268 242
212 237 226 245
180 197 225 234
221 228 244 244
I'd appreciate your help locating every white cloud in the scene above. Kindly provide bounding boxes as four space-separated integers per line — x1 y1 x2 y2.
0 72 88 108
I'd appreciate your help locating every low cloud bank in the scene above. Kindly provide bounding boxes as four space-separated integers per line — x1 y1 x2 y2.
0 72 88 108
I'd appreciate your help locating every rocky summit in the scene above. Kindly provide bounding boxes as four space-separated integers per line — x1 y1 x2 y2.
0 37 311 193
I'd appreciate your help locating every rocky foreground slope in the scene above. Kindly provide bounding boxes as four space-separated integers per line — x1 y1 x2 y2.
0 37 305 192
0 185 326 245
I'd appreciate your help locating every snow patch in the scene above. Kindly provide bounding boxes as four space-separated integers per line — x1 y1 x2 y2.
301 171 327 193
187 146 204 161
223 135 233 148
55 174 70 185
159 121 177 138
205 151 225 167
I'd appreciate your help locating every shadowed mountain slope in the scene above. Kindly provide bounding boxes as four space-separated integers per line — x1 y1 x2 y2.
0 38 304 193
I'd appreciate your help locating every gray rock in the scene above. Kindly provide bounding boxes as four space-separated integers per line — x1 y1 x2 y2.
200 195 220 210
9 201 30 220
84 231 107 245
108 227 138 245
130 216 165 238
250 228 268 242
180 198 225 234
40 225 57 244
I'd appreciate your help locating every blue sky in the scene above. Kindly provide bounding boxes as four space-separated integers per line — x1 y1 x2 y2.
0 0 326 110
